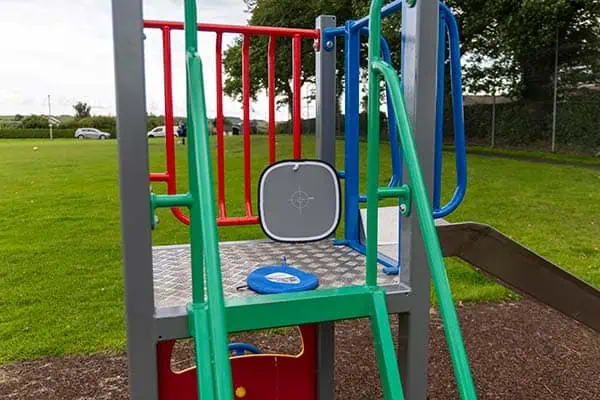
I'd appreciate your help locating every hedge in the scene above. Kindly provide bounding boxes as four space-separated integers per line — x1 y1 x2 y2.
277 111 390 140
4 89 598 151
443 89 600 151
0 129 77 139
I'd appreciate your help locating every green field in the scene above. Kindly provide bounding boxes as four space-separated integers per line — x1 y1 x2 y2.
0 137 599 364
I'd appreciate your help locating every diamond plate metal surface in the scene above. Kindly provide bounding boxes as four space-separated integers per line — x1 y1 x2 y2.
153 240 399 309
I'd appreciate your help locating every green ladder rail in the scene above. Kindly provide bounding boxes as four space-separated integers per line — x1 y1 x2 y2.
173 52 408 400
367 1 477 400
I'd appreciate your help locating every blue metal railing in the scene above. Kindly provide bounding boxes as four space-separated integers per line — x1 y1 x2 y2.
323 1 467 274
360 28 402 188
433 3 467 218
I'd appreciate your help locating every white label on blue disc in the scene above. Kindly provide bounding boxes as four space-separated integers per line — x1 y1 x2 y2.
265 272 301 284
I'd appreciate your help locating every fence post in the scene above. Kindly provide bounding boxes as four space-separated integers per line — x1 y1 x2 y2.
551 28 559 153
491 93 496 148
48 95 53 140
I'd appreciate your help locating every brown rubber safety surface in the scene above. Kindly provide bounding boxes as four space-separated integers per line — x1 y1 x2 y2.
1 300 599 399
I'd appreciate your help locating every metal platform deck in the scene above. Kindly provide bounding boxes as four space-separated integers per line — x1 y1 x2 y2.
152 239 411 340
153 239 402 308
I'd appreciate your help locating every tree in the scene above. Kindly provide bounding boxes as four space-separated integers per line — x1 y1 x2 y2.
147 114 164 130
21 115 48 129
222 0 362 125
77 116 116 132
73 102 91 119
450 0 600 101
223 0 600 109
14 114 23 121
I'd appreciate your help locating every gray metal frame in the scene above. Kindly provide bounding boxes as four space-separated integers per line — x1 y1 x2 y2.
315 15 337 400
112 2 439 399
111 0 159 399
397 1 440 399
316 15 337 165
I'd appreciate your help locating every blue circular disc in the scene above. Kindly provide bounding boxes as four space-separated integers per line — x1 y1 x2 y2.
247 265 319 294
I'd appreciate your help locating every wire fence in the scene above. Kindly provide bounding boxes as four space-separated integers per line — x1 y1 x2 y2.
453 37 600 156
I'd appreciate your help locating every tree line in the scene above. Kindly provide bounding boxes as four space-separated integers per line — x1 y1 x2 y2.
8 102 184 134
222 0 600 116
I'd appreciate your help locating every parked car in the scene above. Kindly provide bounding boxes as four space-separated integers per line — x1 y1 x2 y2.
147 126 179 138
74 128 111 140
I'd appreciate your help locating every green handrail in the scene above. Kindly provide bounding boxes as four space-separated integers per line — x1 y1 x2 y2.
184 0 234 398
367 1 477 399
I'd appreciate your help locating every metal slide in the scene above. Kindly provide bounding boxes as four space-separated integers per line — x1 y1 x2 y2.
437 221 600 333
360 210 600 334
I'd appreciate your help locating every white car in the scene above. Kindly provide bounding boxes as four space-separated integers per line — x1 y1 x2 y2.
147 126 179 138
74 128 111 140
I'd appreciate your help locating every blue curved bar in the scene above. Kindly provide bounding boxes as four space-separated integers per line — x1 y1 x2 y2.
433 3 467 219
228 342 262 356
321 26 345 50
433 8 445 211
324 2 467 276
359 28 402 187
351 0 403 32
343 21 361 246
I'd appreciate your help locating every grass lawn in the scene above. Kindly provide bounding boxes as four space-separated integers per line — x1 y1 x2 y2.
0 137 598 364
458 145 600 167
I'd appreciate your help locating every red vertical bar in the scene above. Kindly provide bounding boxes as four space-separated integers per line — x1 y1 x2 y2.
162 27 190 225
268 36 277 164
163 27 175 179
216 33 227 219
242 35 253 217
162 26 175 182
292 35 302 159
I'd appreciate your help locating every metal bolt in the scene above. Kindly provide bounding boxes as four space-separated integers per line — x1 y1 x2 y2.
400 204 407 214
325 40 334 50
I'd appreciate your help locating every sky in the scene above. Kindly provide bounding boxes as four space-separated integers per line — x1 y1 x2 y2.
0 0 312 120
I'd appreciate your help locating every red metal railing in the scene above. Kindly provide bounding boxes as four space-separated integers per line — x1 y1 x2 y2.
144 20 319 226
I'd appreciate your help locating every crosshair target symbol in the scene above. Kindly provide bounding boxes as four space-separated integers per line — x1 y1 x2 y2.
289 186 315 214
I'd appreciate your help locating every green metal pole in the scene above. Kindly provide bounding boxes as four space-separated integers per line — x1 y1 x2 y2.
184 0 204 307
374 59 476 400
368 1 477 399
366 0 382 288
184 1 234 399
186 51 234 400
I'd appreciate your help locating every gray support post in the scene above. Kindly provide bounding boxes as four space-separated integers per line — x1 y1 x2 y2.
111 1 159 399
316 15 337 164
315 15 336 400
398 0 440 399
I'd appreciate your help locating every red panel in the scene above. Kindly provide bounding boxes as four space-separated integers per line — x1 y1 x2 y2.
144 20 319 38
163 27 190 225
215 32 227 219
145 21 317 227
242 35 253 218
216 216 260 227
292 35 302 160
267 36 277 165
157 325 318 400
150 172 169 182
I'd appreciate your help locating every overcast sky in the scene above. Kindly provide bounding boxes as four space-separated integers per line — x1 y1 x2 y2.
0 0 308 120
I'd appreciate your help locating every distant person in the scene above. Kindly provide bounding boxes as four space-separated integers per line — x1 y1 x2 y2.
177 122 187 145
